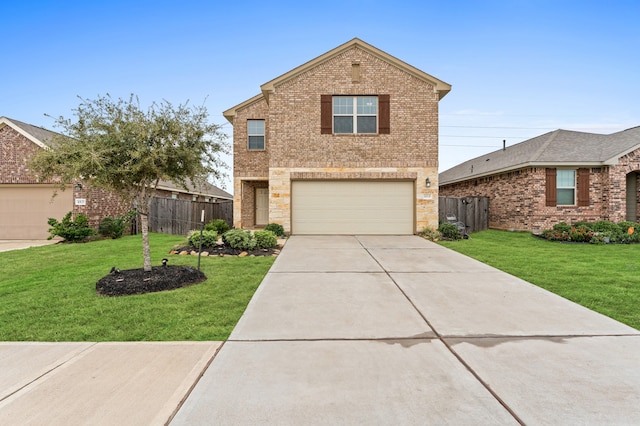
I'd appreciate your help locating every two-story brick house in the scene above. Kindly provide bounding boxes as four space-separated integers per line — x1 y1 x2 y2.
224 38 451 234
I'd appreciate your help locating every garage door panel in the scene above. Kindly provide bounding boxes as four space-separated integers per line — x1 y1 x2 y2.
0 186 73 239
292 181 413 235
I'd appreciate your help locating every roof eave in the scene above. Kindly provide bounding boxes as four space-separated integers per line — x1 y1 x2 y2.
0 116 49 149
439 161 606 186
259 38 451 102
223 93 265 125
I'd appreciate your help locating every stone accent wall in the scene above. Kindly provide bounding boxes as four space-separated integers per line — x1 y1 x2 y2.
269 167 437 232
232 45 441 231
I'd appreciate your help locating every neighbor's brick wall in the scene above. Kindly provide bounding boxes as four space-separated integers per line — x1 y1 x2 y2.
232 45 441 231
1 125 129 228
440 167 611 232
0 126 58 184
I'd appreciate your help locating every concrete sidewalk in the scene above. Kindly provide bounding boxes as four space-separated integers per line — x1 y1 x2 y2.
2 235 640 424
173 235 640 425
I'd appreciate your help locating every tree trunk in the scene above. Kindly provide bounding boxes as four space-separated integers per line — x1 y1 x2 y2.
140 212 152 272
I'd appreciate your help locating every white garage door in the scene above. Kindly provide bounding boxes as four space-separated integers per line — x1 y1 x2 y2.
0 185 73 239
291 181 414 235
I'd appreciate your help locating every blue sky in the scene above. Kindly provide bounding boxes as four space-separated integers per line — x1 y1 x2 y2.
2 0 638 191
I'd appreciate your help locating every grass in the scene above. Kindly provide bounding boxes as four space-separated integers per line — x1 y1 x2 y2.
439 230 640 330
0 233 274 341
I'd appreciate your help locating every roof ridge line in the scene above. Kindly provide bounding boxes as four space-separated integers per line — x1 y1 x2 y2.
530 130 561 161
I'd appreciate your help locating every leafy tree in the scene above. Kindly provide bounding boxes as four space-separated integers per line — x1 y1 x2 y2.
31 94 229 271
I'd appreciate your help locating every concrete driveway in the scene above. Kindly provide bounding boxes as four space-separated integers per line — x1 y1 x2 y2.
2 235 640 424
172 235 640 425
0 240 59 252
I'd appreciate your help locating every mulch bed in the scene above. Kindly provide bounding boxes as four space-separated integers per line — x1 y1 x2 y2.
96 265 207 297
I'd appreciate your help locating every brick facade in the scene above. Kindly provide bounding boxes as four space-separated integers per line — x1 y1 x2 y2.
228 40 447 233
440 152 640 232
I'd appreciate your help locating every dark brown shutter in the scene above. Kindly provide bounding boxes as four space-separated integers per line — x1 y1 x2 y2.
546 168 557 207
320 95 332 134
379 94 390 134
577 168 590 206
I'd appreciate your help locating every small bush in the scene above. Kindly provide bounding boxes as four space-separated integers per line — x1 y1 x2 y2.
590 220 620 234
552 222 571 233
187 230 218 248
205 219 230 235
541 228 570 241
264 223 285 237
254 230 278 248
99 211 135 239
569 226 594 242
418 226 441 241
47 212 95 242
438 223 461 240
223 229 256 250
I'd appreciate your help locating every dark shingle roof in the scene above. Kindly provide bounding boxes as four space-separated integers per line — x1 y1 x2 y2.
439 126 640 185
0 116 61 147
157 179 233 200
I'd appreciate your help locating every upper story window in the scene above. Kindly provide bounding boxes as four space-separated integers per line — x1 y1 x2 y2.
321 94 390 135
247 120 265 150
556 169 576 205
333 96 378 134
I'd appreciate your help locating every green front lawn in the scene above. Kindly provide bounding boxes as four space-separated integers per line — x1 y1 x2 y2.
0 233 274 341
439 230 640 330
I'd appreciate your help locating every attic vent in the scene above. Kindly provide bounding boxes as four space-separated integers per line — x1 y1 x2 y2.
352 63 361 82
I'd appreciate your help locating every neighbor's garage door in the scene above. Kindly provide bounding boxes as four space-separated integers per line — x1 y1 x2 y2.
0 185 73 239
291 181 414 235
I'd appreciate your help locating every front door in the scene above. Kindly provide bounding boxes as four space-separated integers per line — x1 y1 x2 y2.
255 187 269 226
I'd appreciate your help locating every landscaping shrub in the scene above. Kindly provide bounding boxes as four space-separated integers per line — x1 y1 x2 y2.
223 229 256 250
568 225 594 243
540 220 640 244
552 222 571 233
254 230 278 249
99 211 135 239
205 219 230 235
438 223 461 240
418 226 441 241
264 223 285 237
187 230 218 248
541 228 570 242
47 212 95 242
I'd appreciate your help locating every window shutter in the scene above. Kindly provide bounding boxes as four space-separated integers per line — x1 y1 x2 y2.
379 94 390 134
320 95 332 134
546 168 557 207
577 168 590 206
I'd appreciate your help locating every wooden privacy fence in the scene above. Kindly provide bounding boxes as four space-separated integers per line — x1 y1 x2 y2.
438 196 489 234
148 198 233 236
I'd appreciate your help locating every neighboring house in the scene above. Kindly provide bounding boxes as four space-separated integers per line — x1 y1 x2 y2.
223 38 451 234
439 126 640 232
0 116 231 239
155 179 232 203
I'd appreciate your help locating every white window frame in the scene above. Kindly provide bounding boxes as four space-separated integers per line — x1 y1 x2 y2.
333 96 378 134
557 169 576 205
247 120 265 150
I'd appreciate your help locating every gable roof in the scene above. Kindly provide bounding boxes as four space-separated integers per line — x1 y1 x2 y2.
157 179 233 200
0 116 60 149
223 38 451 124
439 126 640 185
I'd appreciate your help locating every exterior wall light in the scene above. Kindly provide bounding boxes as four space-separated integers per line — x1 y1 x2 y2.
425 177 431 187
